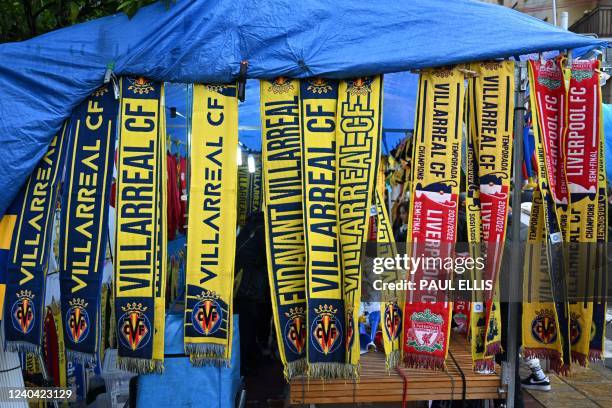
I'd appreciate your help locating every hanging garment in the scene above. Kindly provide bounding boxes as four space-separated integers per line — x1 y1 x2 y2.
5 125 69 355
336 76 383 377
299 78 347 378
467 61 515 361
260 78 307 380
184 84 238 365
528 59 571 374
403 67 464 370
179 157 187 233
114 76 167 373
59 85 117 364
167 152 181 241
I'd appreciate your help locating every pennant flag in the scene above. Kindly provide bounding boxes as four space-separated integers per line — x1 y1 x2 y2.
529 59 571 374
59 85 118 364
336 76 382 376
184 83 238 365
114 76 166 373
260 78 307 380
404 67 464 370
4 125 69 354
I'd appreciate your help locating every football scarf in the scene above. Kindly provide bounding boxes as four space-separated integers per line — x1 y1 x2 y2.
522 190 564 372
5 125 68 354
404 68 463 369
260 78 307 380
247 155 263 216
0 211 18 320
114 77 166 373
237 164 249 226
469 61 514 357
337 76 382 376
300 78 346 378
375 188 403 369
590 113 607 361
184 83 238 366
464 82 494 372
59 85 117 364
529 60 571 374
565 60 600 366
43 304 67 388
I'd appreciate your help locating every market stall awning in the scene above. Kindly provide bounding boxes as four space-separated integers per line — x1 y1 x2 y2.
0 0 607 217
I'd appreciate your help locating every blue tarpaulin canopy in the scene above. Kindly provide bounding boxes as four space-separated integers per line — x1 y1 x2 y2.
0 0 607 217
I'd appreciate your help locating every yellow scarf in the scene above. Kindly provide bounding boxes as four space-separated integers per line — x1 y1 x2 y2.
114 77 166 373
336 76 383 376
260 78 308 380
184 84 239 365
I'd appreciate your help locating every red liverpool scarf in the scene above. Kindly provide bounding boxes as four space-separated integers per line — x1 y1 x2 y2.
404 67 464 369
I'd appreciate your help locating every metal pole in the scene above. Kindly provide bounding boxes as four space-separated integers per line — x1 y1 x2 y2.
504 62 526 408
552 0 558 26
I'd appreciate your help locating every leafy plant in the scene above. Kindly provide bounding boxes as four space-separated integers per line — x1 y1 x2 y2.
0 0 174 43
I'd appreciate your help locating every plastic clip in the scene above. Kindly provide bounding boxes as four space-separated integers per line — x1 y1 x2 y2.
104 63 119 100
238 60 249 102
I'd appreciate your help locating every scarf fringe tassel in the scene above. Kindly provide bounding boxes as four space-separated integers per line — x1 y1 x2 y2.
385 350 401 370
589 349 603 362
571 351 588 367
67 350 97 366
185 343 229 367
524 348 568 376
6 342 40 355
485 342 503 357
117 356 164 374
284 359 307 381
307 363 355 379
403 354 445 370
474 358 495 373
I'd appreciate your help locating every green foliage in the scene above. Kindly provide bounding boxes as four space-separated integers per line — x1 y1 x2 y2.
0 1 173 43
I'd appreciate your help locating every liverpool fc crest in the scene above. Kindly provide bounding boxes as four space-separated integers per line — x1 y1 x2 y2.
406 309 444 353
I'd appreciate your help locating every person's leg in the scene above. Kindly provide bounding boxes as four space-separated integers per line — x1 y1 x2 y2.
520 357 551 391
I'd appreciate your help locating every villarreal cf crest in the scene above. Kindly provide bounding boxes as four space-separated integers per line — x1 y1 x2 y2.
66 298 90 344
11 290 35 334
192 291 223 336
268 77 294 94
385 302 402 341
127 76 155 95
284 307 306 355
311 304 342 355
570 312 582 345
118 302 151 351
346 77 373 96
531 309 558 345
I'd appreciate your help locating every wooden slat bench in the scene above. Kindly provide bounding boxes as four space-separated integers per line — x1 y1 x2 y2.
289 334 505 405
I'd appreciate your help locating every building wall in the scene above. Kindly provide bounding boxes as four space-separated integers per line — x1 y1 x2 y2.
480 0 597 25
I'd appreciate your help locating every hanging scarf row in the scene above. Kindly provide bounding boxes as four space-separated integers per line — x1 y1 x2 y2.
524 58 607 373
261 76 382 379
